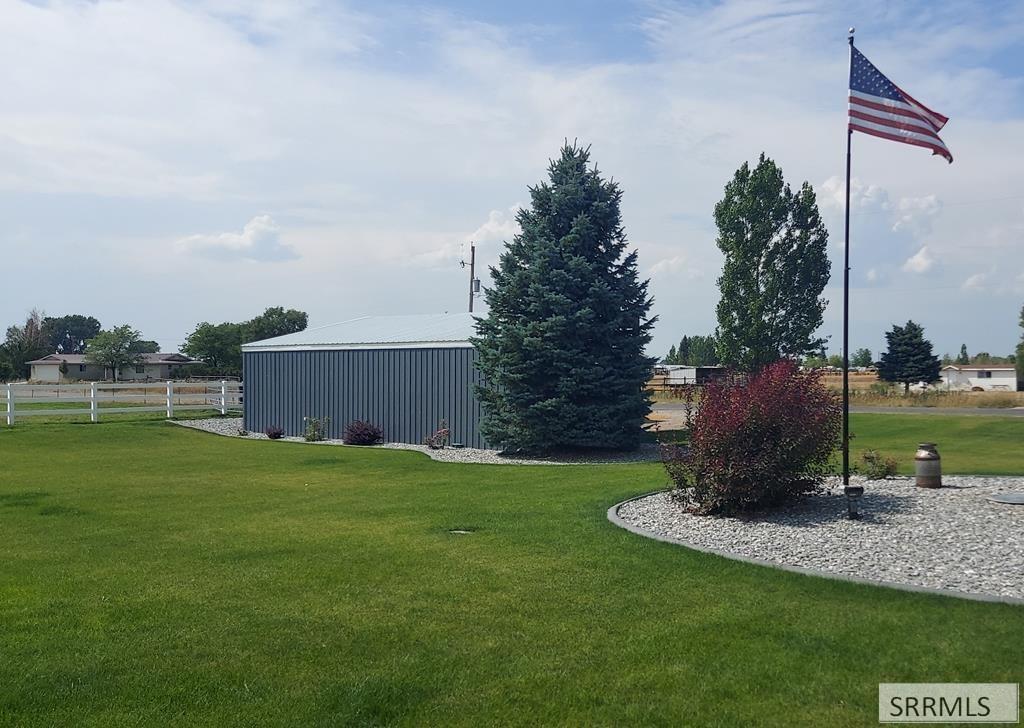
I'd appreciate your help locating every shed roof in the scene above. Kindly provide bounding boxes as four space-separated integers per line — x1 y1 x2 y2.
242 313 477 351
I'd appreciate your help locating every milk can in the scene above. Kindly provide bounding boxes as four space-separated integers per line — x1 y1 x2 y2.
914 443 941 488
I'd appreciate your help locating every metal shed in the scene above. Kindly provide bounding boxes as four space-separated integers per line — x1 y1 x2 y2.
241 313 489 448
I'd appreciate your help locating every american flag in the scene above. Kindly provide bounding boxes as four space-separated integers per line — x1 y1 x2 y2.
848 45 952 163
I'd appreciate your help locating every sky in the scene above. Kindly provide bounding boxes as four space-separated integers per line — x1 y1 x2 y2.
2 0 1023 361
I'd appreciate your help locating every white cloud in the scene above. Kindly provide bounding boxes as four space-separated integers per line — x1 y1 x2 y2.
176 215 297 261
892 195 942 235
820 176 892 215
1 0 1023 358
404 207 521 270
469 207 521 245
961 272 987 290
866 268 879 282
902 246 936 274
649 254 703 279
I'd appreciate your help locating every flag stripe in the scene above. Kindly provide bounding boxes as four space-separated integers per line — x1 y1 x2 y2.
895 87 949 129
849 117 950 151
848 121 953 162
848 109 943 140
848 94 943 131
848 45 952 163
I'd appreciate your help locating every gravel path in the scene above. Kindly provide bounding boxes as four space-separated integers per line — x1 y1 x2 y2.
172 417 660 465
615 476 1024 601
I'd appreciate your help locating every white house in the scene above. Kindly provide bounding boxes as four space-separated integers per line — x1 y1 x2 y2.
940 365 1018 392
28 353 197 383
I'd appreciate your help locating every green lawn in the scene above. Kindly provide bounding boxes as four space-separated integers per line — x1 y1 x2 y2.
1 416 1022 726
849 413 1024 475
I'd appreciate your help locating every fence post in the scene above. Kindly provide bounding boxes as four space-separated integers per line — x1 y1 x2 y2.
90 382 99 423
220 380 228 415
166 380 174 419
5 383 13 426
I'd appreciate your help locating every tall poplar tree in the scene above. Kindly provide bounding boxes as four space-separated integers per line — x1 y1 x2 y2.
1016 303 1024 391
714 154 830 371
877 320 941 392
473 143 655 452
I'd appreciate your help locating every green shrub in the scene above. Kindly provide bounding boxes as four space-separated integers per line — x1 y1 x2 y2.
859 449 898 480
303 416 330 442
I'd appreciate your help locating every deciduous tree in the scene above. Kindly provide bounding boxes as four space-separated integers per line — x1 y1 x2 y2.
851 348 873 368
85 325 144 381
41 314 101 355
244 307 308 342
714 154 830 371
181 307 308 377
1 309 49 380
181 322 245 375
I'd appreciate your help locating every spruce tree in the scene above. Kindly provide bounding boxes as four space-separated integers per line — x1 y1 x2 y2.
714 154 830 371
473 143 655 452
956 344 970 365
877 320 941 393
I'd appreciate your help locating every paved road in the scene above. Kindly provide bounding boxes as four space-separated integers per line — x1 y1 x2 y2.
653 402 1024 418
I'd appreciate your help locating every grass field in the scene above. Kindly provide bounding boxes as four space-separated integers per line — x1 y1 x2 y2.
1 416 1022 726
848 413 1024 475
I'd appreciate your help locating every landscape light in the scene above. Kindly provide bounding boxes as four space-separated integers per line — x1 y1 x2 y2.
844 485 864 520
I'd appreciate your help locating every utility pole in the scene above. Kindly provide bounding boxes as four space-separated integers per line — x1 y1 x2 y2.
468 243 476 313
461 243 479 313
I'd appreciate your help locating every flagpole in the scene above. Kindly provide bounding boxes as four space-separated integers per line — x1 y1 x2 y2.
842 27 854 490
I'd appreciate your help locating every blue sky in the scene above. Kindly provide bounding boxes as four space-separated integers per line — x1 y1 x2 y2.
2 0 1023 360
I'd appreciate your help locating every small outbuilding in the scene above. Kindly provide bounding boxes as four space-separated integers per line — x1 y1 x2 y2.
241 313 489 447
940 365 1017 392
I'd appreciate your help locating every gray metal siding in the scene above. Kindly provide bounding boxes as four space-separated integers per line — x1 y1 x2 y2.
242 348 489 448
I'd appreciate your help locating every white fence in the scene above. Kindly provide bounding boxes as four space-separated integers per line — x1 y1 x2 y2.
3 381 243 425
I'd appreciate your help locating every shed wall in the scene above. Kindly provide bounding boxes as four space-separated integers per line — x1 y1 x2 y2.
242 347 489 448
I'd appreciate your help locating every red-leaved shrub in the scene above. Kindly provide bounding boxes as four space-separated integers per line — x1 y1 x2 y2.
342 420 384 445
663 360 841 514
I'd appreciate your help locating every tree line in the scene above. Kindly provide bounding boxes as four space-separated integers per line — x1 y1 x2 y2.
0 306 307 382
180 307 308 378
0 311 158 381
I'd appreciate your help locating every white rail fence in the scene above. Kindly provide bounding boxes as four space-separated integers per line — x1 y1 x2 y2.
3 381 243 425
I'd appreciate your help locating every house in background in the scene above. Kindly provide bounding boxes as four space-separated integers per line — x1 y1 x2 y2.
940 365 1017 392
28 353 197 383
649 364 726 392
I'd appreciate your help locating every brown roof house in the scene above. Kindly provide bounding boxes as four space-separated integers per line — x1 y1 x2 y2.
28 353 197 383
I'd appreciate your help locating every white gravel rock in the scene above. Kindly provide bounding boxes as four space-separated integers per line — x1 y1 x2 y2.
173 417 660 465
616 476 1024 601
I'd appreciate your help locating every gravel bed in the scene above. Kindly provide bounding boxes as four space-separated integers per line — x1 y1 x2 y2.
173 417 660 465
616 476 1024 601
